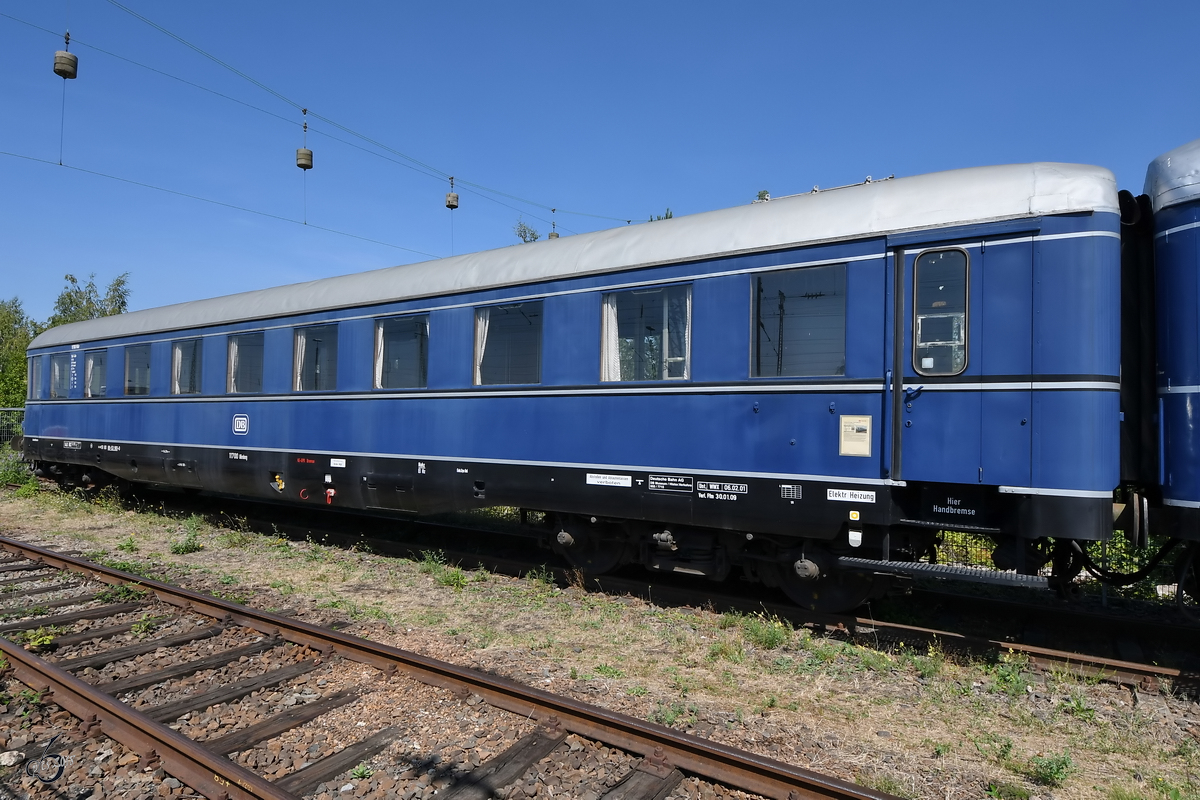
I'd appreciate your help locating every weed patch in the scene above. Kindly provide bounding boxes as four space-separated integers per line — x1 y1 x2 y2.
169 529 203 555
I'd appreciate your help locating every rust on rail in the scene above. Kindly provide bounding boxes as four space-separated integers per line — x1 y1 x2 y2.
0 536 895 800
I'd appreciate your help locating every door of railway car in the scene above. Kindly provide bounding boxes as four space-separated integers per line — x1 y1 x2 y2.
892 240 1034 491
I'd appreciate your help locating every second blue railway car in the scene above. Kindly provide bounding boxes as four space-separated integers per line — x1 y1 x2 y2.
20 144 1200 612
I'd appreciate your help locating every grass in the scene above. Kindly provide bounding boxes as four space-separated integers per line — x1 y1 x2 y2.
95 583 148 603
649 700 696 727
1026 751 1075 787
4 482 1197 798
856 774 918 800
986 783 1030 800
987 651 1030 696
0 448 32 486
169 520 204 554
10 625 68 651
417 550 471 591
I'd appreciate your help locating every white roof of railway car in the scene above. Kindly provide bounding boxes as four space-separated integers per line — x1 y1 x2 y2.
30 161 1118 349
1145 137 1200 213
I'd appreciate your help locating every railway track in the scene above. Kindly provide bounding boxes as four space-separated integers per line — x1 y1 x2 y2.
231 503 1199 694
0 536 897 800
89 485 1200 695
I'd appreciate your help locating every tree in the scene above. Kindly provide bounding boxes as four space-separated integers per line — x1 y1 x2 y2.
45 273 130 329
0 299 35 409
513 218 540 244
753 191 771 203
0 274 131 408
648 208 673 221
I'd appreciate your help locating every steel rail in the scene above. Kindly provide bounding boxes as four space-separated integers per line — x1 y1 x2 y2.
109 484 1200 689
0 535 895 800
0 635 298 800
239 501 1196 689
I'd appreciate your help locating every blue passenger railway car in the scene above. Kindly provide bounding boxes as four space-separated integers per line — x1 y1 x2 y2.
20 145 1200 612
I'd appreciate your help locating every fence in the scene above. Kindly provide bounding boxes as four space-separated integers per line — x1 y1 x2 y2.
0 408 23 449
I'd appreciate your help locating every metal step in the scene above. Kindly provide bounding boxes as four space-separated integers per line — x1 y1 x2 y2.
898 518 1002 534
837 556 1050 588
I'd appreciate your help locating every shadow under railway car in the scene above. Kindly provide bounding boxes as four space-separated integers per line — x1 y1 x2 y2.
19 146 1200 612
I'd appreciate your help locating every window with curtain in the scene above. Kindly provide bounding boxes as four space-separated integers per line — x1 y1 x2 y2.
294 325 338 391
752 264 847 377
600 285 691 381
49 353 71 398
914 249 968 376
375 316 428 389
474 302 542 385
171 339 202 394
227 332 264 393
27 357 42 400
84 350 106 397
125 344 151 396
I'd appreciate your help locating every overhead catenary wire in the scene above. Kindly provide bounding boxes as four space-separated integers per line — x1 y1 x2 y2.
0 10 596 234
98 0 636 225
0 149 438 258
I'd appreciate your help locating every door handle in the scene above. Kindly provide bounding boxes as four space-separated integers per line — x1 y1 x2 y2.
903 385 925 402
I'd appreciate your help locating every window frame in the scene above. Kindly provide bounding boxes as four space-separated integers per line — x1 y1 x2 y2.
227 331 265 394
373 315 430 390
48 352 71 399
84 349 107 398
600 283 692 382
911 248 970 378
473 301 544 386
171 338 203 395
28 356 43 400
293 324 339 392
124 344 152 397
749 264 847 379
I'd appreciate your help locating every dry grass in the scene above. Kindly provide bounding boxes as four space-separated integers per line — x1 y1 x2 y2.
1 484 1197 800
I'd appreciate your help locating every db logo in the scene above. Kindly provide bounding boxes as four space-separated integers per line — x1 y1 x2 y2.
232 414 250 435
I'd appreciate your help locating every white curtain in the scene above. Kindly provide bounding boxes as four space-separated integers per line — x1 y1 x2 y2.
373 323 385 389
294 331 307 391
50 357 62 397
683 287 692 379
171 343 182 394
473 308 490 385
84 354 94 397
228 337 240 393
600 294 620 381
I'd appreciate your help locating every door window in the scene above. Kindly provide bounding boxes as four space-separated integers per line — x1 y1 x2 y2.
914 250 968 376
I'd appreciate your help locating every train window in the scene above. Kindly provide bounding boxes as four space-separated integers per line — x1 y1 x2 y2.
375 316 429 389
171 339 203 395
49 353 70 398
27 357 42 400
227 332 264 394
751 265 846 377
913 250 968 376
600 285 691 381
124 344 151 396
84 350 106 397
474 302 542 385
294 325 338 391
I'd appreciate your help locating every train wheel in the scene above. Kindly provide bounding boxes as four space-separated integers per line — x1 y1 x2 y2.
1177 542 1199 622
777 562 888 613
552 516 628 576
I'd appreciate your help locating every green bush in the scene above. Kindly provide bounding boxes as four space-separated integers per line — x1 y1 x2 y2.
0 448 31 486
169 531 203 555
738 612 792 650
1028 751 1074 786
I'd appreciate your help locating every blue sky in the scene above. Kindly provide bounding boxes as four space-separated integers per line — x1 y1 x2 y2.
2 1 1197 322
